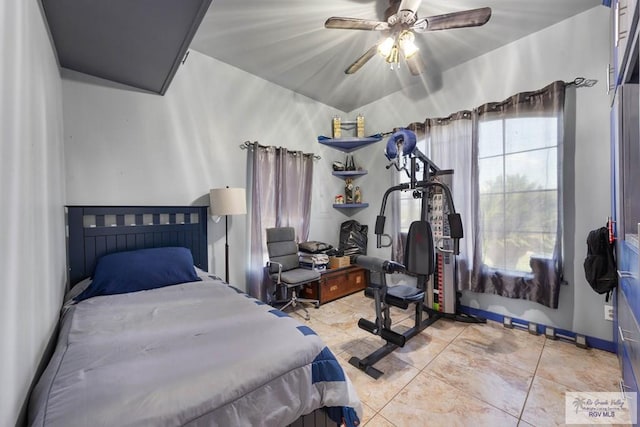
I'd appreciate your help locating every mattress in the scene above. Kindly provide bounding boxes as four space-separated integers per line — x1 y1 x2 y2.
29 276 361 426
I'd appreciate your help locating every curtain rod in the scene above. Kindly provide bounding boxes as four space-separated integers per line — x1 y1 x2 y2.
239 79 596 152
565 77 598 88
239 141 321 160
375 77 597 136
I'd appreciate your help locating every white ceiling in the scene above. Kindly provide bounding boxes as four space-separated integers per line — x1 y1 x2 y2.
191 0 603 112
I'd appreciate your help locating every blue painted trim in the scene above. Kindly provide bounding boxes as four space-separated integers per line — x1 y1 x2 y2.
268 309 290 318
602 0 612 7
459 306 502 323
587 336 617 353
459 306 616 353
297 325 317 336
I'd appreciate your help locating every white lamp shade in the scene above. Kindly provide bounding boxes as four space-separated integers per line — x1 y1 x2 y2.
209 188 247 216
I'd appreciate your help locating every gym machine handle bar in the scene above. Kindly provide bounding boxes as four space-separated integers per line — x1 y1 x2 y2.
374 180 463 255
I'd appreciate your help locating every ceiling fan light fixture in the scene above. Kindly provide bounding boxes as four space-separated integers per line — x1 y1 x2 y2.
386 44 399 64
325 0 492 76
399 30 419 59
378 36 395 58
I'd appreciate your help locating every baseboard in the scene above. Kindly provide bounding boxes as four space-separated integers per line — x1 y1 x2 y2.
459 305 616 354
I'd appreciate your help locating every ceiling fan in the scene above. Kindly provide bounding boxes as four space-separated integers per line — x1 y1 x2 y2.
325 0 492 75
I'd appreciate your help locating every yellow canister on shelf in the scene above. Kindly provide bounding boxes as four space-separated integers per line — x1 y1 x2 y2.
332 116 342 138
356 114 365 137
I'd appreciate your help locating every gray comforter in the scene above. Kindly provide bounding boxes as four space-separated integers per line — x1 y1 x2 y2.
29 277 361 426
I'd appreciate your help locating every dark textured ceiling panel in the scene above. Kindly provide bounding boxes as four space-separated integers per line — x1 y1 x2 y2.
43 0 212 94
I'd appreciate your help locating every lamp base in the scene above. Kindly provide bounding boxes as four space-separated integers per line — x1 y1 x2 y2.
224 215 229 283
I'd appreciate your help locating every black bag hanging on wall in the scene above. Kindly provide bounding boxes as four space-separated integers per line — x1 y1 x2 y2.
583 226 618 302
339 220 368 255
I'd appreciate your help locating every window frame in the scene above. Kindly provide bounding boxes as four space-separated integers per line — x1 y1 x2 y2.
476 113 560 275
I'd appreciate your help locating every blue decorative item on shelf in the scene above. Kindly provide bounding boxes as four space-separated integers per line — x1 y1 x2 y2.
385 128 417 160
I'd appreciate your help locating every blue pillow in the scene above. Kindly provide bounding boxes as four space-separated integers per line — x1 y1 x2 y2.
75 247 201 302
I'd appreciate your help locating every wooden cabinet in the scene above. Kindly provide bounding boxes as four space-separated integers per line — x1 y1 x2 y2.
609 0 639 101
617 283 640 411
301 265 368 304
611 0 640 410
616 0 638 79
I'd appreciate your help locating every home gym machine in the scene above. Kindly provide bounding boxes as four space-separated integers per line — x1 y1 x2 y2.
349 129 484 379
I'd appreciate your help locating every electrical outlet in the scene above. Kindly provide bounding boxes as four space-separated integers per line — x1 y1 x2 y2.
604 305 614 321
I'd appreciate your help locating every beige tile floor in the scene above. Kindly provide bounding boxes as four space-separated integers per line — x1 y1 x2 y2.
296 292 624 427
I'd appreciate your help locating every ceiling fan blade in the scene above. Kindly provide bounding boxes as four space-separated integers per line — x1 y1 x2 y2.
345 45 379 74
412 7 491 32
405 55 425 76
325 17 390 31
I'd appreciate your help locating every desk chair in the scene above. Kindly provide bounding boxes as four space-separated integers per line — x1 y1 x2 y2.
266 227 320 320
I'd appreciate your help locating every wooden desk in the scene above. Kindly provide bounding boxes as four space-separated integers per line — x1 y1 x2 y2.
301 265 368 305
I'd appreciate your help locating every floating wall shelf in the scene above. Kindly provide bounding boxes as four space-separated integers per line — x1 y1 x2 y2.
321 134 380 211
333 203 369 209
318 136 382 153
332 170 368 177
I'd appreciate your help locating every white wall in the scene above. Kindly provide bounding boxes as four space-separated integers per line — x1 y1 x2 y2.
62 6 613 342
63 50 345 289
0 2 66 425
352 6 612 341
0 4 612 425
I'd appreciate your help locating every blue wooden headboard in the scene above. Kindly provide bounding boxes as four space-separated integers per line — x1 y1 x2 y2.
67 206 208 286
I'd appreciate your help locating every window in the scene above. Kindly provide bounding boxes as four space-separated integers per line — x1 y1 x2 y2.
477 115 559 273
391 82 564 307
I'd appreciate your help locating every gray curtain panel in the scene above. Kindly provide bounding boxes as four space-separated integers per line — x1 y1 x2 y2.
425 111 474 289
247 143 314 301
389 81 565 308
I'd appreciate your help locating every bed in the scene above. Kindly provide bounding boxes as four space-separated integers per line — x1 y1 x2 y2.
28 206 361 427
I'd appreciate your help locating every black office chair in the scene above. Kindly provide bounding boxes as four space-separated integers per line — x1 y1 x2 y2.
266 227 320 320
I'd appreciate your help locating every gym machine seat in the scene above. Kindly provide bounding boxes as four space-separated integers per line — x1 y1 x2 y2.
349 220 437 379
